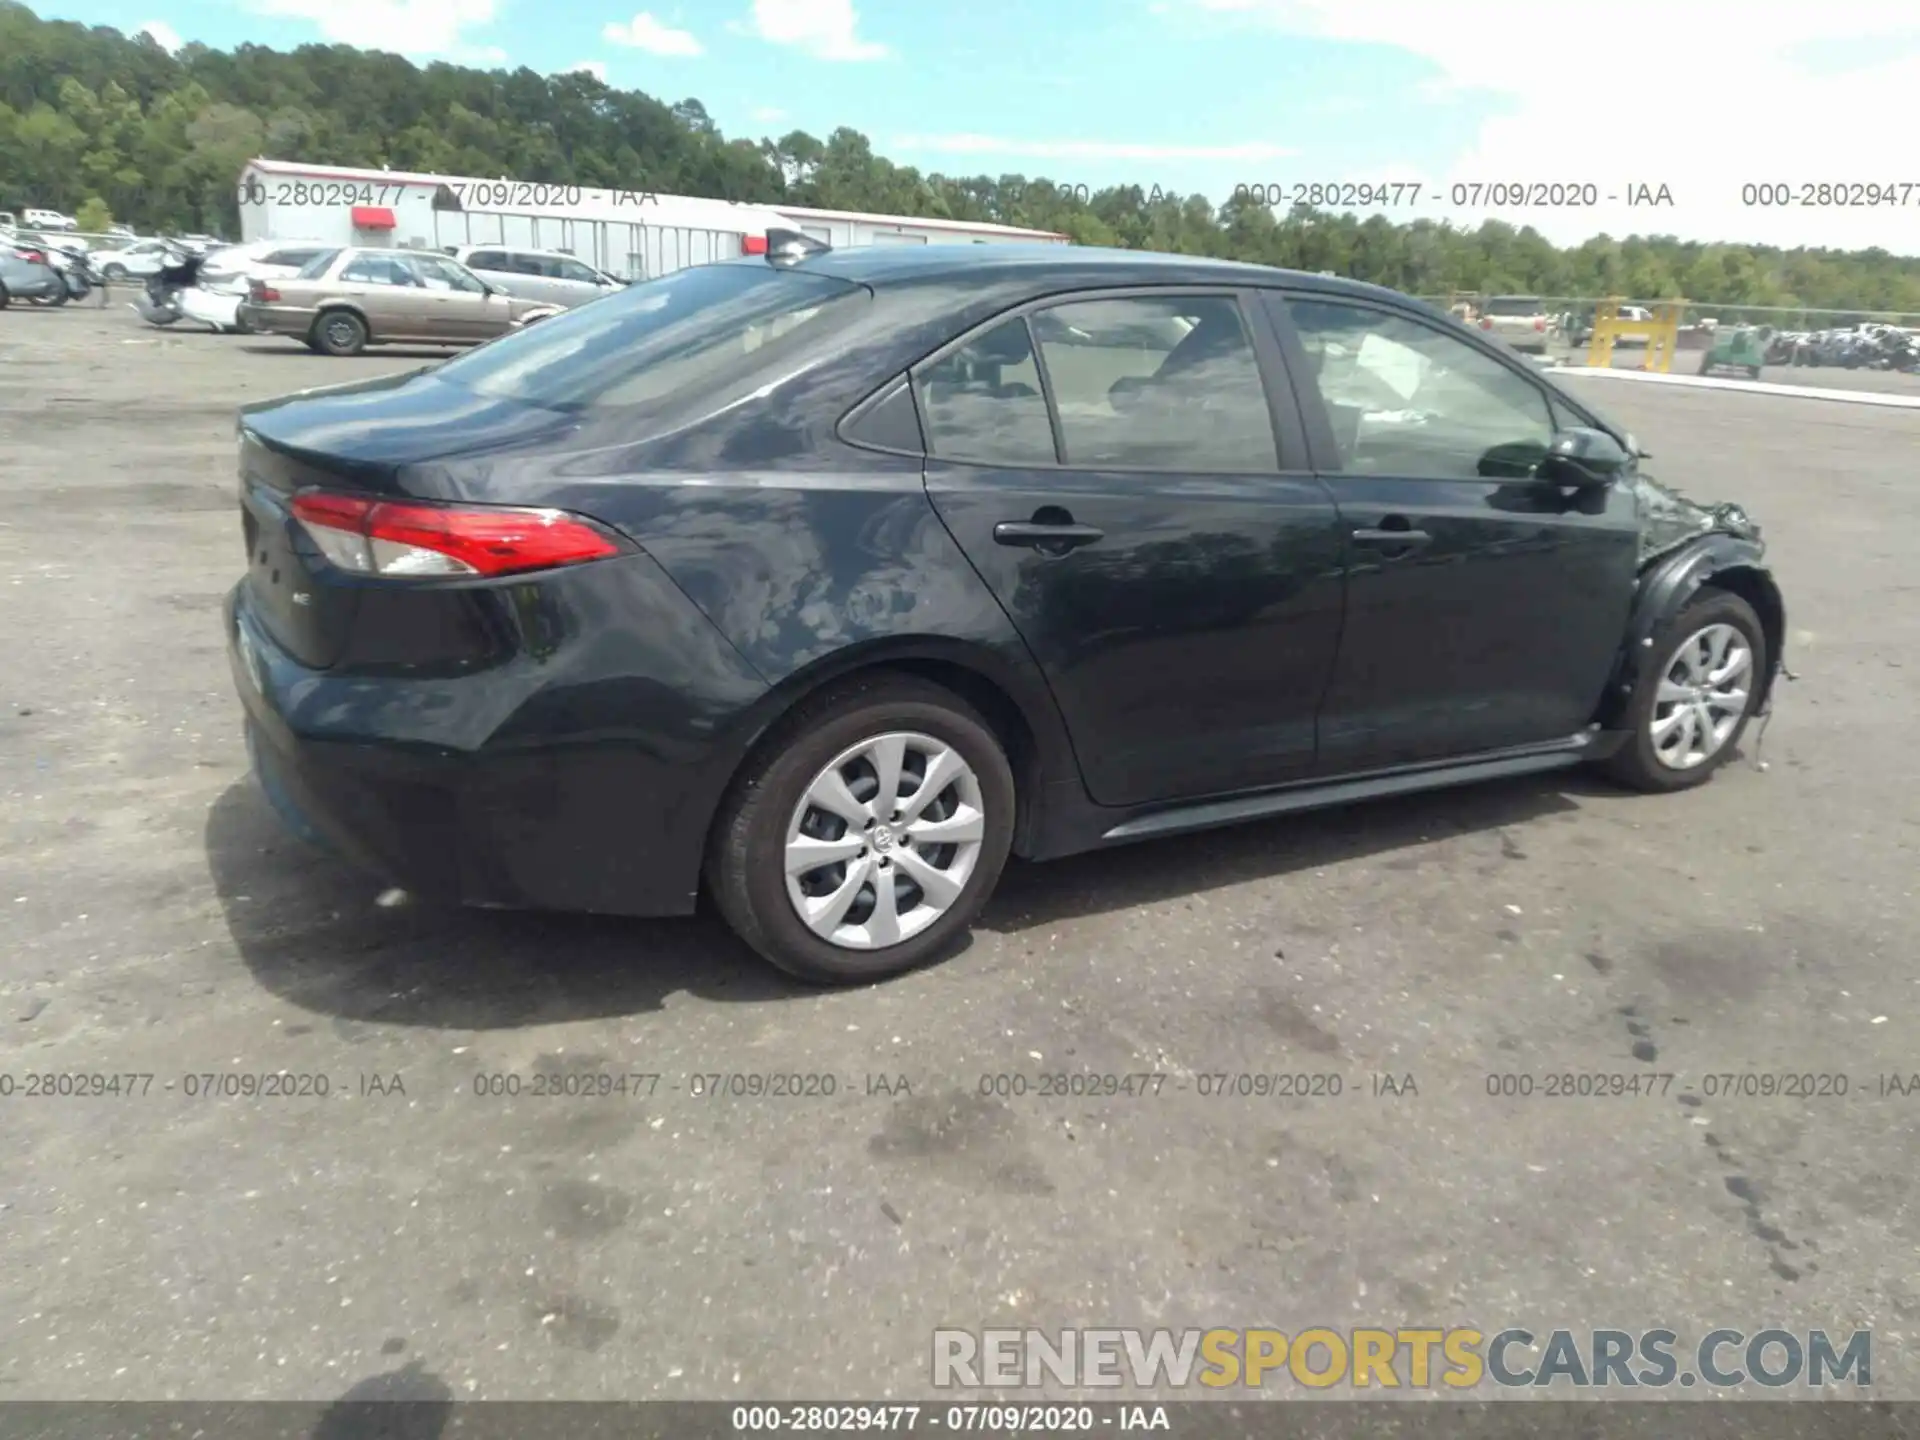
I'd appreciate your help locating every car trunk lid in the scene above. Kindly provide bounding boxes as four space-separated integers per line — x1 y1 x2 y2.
237 369 578 668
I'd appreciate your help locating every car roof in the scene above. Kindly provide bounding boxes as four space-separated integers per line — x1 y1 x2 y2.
752 243 1429 308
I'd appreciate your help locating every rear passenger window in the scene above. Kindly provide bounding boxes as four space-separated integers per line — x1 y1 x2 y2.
914 318 1056 466
341 256 415 286
1032 295 1278 471
466 250 507 271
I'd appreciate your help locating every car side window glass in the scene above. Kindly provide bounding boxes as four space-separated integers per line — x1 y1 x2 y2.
1031 295 1277 471
341 256 412 286
913 317 1057 466
1285 299 1555 480
557 258 598 284
468 250 505 271
413 256 485 293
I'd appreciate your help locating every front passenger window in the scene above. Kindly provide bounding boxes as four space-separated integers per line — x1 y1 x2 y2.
1285 299 1554 479
914 318 1056 466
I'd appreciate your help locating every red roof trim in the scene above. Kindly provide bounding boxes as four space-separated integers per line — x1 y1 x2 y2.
350 206 398 229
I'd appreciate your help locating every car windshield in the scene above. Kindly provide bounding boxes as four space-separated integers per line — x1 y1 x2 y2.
432 262 867 414
1482 297 1544 317
297 249 342 279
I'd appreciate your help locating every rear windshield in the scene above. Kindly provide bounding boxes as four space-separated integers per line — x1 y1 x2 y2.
297 249 341 279
431 262 866 414
1482 297 1544 317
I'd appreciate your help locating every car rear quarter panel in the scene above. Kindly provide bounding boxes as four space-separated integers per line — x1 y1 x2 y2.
417 309 1094 844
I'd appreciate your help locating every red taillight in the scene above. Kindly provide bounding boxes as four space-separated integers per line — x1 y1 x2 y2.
1533 318 1546 331
253 281 281 302
741 234 769 255
290 491 621 578
18 250 46 264
1479 317 1493 329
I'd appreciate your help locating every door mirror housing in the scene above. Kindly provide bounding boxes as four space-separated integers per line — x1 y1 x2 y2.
1540 425 1631 487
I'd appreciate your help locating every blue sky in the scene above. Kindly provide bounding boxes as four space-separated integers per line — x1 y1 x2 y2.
43 0 1920 251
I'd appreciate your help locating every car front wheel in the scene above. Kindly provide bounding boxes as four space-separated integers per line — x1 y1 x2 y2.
708 673 1016 984
1603 589 1767 793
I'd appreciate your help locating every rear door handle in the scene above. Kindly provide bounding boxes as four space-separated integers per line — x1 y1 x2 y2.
993 521 1104 551
1352 526 1432 550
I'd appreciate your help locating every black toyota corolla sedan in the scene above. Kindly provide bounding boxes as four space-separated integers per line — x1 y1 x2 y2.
227 233 1787 983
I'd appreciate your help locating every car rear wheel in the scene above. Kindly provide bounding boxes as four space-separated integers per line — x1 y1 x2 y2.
103 263 127 281
708 673 1016 984
311 310 367 357
1602 589 1767 794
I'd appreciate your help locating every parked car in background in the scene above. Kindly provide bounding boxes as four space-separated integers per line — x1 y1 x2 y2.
153 240 339 334
197 239 339 297
1476 295 1553 353
22 208 77 231
237 246 562 355
94 238 178 281
227 237 1787 984
1 245 68 306
106 224 137 239
445 245 626 309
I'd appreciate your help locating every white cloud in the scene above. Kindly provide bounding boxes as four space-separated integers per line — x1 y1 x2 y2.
567 59 609 80
739 0 886 61
751 105 788 123
248 0 497 58
138 19 183 51
1186 0 1920 249
893 134 1297 162
602 12 702 55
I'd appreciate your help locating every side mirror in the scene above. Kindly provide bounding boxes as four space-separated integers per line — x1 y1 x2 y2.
1540 426 1631 487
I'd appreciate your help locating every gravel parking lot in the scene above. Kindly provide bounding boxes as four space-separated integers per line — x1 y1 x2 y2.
3 307 1917 1406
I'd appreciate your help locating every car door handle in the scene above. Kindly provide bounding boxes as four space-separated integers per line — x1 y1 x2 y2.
993 521 1104 551
1352 526 1433 549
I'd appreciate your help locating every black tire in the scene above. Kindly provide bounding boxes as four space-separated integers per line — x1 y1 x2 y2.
103 263 127 281
1601 589 1768 794
310 309 367 357
1698 352 1716 376
0 283 9 310
1747 365 1763 379
707 672 1017 984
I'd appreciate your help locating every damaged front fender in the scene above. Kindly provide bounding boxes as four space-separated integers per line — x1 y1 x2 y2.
1594 531 1788 733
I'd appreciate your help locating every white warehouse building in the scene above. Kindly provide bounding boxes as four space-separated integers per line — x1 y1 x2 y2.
236 158 1068 280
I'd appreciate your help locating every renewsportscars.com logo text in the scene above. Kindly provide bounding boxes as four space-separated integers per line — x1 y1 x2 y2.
932 1327 1871 1391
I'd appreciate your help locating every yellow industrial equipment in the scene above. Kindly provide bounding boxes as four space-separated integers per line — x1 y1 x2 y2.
1587 298 1685 373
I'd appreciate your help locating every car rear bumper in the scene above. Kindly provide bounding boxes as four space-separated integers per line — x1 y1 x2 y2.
224 576 766 917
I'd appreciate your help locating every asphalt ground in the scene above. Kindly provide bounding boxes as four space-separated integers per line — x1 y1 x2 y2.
1 306 1916 1410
